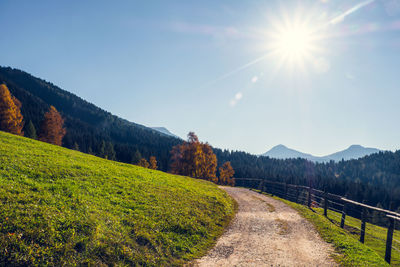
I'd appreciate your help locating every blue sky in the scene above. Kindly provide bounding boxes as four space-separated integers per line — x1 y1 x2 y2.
1 0 400 155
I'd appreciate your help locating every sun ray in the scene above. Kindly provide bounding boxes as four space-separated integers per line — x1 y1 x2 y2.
196 0 379 89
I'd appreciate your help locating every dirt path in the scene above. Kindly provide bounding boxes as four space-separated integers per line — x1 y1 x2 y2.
194 187 337 267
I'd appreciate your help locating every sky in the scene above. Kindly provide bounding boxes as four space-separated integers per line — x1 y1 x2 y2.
1 0 400 156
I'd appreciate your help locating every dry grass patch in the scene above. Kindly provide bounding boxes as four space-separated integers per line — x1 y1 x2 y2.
251 195 275 212
275 218 290 235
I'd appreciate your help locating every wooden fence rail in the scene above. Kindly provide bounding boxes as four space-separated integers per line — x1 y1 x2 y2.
234 177 400 264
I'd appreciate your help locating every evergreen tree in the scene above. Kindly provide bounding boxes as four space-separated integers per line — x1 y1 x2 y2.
0 84 24 135
98 140 106 158
131 149 142 164
105 142 116 161
25 120 37 139
73 142 80 151
39 106 66 145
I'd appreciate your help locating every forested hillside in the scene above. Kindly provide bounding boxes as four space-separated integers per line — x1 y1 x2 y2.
1 66 400 212
0 67 180 170
220 149 400 212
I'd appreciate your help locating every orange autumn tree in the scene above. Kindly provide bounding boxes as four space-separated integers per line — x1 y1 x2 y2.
218 161 235 186
39 105 66 146
0 84 24 135
170 132 217 182
138 158 150 168
149 156 158 170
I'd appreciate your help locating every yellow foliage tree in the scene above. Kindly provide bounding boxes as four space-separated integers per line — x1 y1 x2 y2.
149 156 157 170
0 84 24 135
170 132 217 181
39 106 66 146
219 161 235 186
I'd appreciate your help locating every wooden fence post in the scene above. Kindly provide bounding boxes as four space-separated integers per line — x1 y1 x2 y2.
284 182 288 198
385 217 395 264
307 186 312 208
360 208 366 243
270 182 274 196
324 191 328 217
340 204 347 228
258 180 264 192
295 187 299 203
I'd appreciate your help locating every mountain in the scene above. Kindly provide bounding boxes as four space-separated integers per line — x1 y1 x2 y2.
323 145 380 162
0 66 180 170
262 144 380 162
262 144 320 161
1 66 400 212
151 127 180 139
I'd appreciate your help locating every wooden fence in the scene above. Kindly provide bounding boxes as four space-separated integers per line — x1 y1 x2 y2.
234 178 400 264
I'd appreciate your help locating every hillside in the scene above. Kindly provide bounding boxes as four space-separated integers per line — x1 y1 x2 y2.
0 131 235 266
0 66 180 170
1 65 400 213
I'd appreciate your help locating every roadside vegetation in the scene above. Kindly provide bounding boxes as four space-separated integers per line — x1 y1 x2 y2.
0 131 235 266
317 208 400 266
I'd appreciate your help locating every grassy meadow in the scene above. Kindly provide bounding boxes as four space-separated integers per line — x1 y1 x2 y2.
0 131 235 266
318 208 400 266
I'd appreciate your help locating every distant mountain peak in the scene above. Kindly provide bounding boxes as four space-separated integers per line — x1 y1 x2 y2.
262 144 380 162
347 144 366 150
263 144 317 161
349 144 362 148
274 144 287 148
151 127 180 139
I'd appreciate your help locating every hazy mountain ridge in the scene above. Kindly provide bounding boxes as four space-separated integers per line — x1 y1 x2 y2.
262 144 381 162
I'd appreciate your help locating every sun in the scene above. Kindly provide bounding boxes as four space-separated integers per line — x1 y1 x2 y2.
270 23 318 70
277 26 313 58
266 12 324 73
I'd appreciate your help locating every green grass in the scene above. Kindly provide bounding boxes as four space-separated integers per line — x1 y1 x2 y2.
254 190 389 266
314 208 400 266
0 131 236 266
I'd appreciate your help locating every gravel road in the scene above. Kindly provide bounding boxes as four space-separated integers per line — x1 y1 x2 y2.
193 187 337 267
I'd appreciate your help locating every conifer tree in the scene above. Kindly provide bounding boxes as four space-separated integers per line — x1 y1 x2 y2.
149 156 157 170
73 142 80 151
25 120 37 139
98 140 106 158
105 141 116 161
131 149 142 164
0 84 24 135
39 105 66 145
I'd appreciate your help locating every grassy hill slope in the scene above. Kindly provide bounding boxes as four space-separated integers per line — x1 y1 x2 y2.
0 131 235 266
